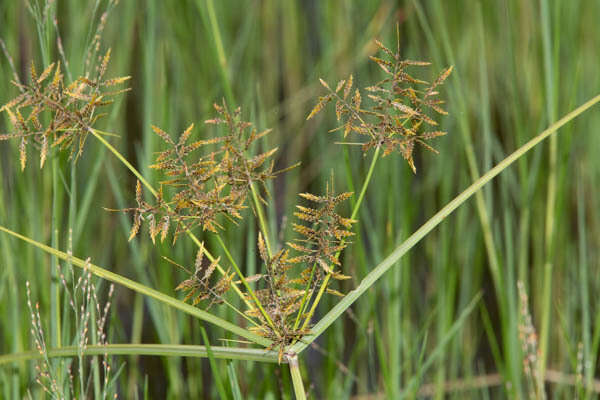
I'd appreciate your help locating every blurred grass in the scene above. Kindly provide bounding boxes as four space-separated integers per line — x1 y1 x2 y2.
1 0 599 398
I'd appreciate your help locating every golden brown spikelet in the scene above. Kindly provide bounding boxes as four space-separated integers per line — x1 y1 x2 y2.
288 182 355 283
122 102 296 244
308 34 452 173
0 54 129 169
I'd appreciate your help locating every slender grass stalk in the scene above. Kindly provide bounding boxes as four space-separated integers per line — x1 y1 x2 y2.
289 93 600 354
0 225 272 347
200 326 229 399
0 344 279 365
203 0 234 106
250 181 273 258
50 162 61 350
215 232 278 334
538 0 558 384
577 166 592 397
227 361 243 400
288 355 307 400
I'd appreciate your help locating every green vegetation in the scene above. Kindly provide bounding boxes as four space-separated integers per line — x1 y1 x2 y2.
1 1 599 398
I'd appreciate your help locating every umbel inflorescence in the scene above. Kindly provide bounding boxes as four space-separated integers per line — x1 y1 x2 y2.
0 50 130 169
124 102 286 244
120 36 451 356
308 39 452 173
0 32 451 359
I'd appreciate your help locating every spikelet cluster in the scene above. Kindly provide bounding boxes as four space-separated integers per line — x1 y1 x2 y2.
248 234 305 335
0 50 130 169
125 102 284 243
175 243 234 308
307 38 452 172
288 187 355 290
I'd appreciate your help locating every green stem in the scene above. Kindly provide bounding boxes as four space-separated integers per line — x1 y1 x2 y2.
250 181 272 258
538 0 557 384
200 326 229 400
0 344 279 365
205 0 235 106
288 355 307 400
0 225 272 347
50 161 61 349
292 263 317 330
288 93 600 354
215 233 278 334
350 146 382 220
300 146 381 330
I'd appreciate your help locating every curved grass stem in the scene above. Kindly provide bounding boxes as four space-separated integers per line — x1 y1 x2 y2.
250 181 273 258
0 344 279 365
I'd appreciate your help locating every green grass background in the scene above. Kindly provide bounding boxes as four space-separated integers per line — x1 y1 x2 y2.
1 0 599 398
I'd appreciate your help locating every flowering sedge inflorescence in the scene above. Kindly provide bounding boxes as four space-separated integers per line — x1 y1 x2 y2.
0 31 451 359
124 102 282 243
0 50 130 169
307 39 452 173
114 36 451 354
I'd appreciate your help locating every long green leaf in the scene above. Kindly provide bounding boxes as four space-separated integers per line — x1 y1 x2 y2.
0 225 272 348
289 93 600 354
0 344 279 365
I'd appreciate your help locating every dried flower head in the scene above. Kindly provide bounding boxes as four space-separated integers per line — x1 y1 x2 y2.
125 101 293 243
308 37 452 173
174 243 234 308
0 50 130 169
288 183 355 286
247 234 304 332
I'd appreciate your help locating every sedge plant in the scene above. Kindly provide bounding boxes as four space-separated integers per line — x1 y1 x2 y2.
1 5 600 399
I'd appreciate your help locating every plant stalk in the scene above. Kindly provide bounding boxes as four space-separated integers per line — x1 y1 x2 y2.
250 181 273 258
288 354 307 400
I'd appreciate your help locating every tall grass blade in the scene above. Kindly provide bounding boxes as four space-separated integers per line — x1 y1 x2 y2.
0 344 278 365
